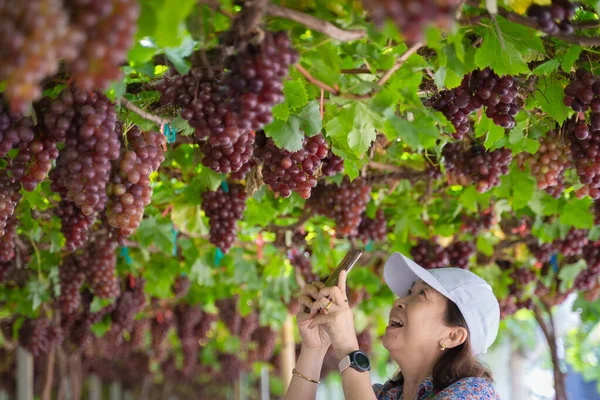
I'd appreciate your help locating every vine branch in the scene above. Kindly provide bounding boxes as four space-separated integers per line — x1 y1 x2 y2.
378 42 424 86
120 98 171 127
266 4 366 42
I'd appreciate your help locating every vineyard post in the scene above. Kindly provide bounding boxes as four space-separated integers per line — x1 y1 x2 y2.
533 304 567 400
239 370 249 400
89 374 101 400
41 350 55 400
280 314 295 391
260 365 270 400
109 381 122 400
16 347 33 400
0 389 8 400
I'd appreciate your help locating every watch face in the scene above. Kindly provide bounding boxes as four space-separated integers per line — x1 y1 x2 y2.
354 352 370 369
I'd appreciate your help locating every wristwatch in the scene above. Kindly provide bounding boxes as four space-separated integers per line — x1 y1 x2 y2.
338 350 371 375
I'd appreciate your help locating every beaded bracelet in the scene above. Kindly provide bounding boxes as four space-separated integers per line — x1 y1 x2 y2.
292 368 321 384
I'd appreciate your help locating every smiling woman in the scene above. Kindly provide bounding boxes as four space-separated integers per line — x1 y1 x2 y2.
285 253 501 400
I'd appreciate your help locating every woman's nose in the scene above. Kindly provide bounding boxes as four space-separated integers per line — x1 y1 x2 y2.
393 298 406 308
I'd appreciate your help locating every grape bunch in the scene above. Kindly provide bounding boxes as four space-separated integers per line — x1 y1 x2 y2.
526 0 578 35
174 304 203 375
582 241 600 273
57 200 95 251
59 254 86 315
217 353 245 382
18 318 63 356
357 329 373 355
320 150 344 177
555 228 589 256
289 248 318 283
216 296 241 335
106 127 165 236
509 268 537 298
11 135 60 192
172 276 191 298
87 231 120 299
201 130 255 174
410 238 450 269
443 143 512 193
432 69 520 139
249 326 277 363
564 119 600 199
308 177 372 237
107 277 146 344
239 310 259 342
446 241 475 269
0 171 22 237
574 268 600 291
0 102 35 158
0 217 16 263
0 0 84 113
518 130 572 197
201 183 247 253
361 0 461 43
461 209 495 235
357 209 387 242
65 0 140 91
528 242 556 264
274 230 307 249
150 310 174 361
50 87 121 216
257 134 329 199
194 312 217 344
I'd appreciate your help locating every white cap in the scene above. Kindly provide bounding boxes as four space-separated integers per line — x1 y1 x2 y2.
383 252 500 355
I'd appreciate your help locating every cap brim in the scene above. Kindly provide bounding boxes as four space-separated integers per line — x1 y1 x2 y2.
383 253 452 300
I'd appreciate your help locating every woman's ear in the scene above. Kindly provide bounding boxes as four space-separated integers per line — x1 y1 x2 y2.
444 326 468 349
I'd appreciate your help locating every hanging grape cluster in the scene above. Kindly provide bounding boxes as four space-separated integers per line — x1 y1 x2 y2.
556 228 589 256
0 102 35 158
107 277 146 344
86 230 120 299
106 127 165 236
201 130 255 174
289 248 318 282
517 130 572 198
432 69 521 139
309 177 372 237
443 143 512 193
0 171 22 237
258 134 329 199
216 296 241 335
201 183 247 253
320 150 344 177
57 200 95 251
0 217 16 263
411 238 450 269
174 304 203 375
18 318 63 356
526 0 578 35
59 254 87 315
446 241 476 269
357 209 387 242
462 209 495 235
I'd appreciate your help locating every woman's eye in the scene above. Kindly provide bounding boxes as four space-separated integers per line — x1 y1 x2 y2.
406 289 413 295
419 290 426 296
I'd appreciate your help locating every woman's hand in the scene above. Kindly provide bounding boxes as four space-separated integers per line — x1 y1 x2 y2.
296 281 332 350
308 270 359 360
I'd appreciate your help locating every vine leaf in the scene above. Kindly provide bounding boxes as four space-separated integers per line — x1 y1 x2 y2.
533 75 570 125
558 197 593 229
327 102 380 156
283 80 308 109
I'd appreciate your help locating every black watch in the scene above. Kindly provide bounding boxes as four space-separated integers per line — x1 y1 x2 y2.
338 350 371 374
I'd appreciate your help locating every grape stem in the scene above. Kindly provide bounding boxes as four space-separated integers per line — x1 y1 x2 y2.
377 42 424 86
266 4 366 42
120 98 171 127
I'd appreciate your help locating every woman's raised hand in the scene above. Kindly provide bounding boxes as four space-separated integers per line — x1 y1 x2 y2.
307 270 359 360
296 280 332 350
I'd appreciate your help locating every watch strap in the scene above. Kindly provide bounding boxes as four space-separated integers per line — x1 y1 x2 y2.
338 355 352 375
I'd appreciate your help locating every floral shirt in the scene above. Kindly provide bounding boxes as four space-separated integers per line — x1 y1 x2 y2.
373 376 500 400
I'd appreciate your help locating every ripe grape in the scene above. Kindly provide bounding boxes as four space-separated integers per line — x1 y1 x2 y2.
565 118 600 199
18 318 63 356
0 217 16 263
59 254 86 315
11 135 59 192
194 312 217 344
0 171 22 237
201 183 247 253
257 134 329 199
107 277 146 344
172 276 191 298
249 326 277 363
0 102 35 158
239 310 258 342
308 177 372 237
0 0 84 113
555 228 588 256
526 1 577 35
443 143 512 193
150 310 174 361
201 130 255 174
320 150 344 177
446 241 475 269
86 230 120 299
65 0 140 91
216 296 241 335
357 209 387 242
175 304 202 375
357 329 373 355
106 127 165 236
289 248 318 282
57 200 95 251
50 87 121 216
410 238 449 269
461 209 494 235
528 242 556 264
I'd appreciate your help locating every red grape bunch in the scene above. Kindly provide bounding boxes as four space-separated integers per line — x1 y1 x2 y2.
174 304 203 375
0 102 35 158
0 217 16 263
239 310 259 342
57 200 96 251
216 296 241 336
151 311 174 361
201 183 247 253
518 130 572 198
526 0 578 35
528 242 556 264
288 248 318 283
0 0 84 113
201 130 255 174
443 142 512 193
0 171 22 237
320 150 345 177
249 326 277 363
357 209 387 242
308 177 372 237
50 87 121 216
461 209 495 235
65 0 140 91
361 0 461 43
106 127 165 236
446 241 475 269
258 134 329 199
58 254 87 315
576 241 600 290
410 238 450 269
172 275 191 298
563 115 600 199
555 228 589 256
11 134 60 192
432 84 476 139
86 230 120 299
107 277 146 344
18 318 63 356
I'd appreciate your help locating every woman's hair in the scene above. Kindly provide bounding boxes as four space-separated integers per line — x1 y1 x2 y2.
384 298 493 392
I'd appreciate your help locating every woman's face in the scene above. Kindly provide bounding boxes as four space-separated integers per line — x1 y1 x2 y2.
382 279 451 360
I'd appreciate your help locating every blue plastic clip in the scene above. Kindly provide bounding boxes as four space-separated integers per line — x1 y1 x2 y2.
120 246 133 265
163 124 176 143
550 253 558 273
214 247 224 266
366 240 374 252
171 224 178 256
221 180 229 193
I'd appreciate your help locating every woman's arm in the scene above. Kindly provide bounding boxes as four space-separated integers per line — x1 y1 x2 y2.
340 368 378 400
284 346 329 400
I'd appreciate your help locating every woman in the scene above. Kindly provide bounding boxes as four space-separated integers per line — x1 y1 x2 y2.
284 252 501 400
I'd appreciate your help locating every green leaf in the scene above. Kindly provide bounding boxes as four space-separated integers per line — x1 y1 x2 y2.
327 102 380 156
558 259 587 292
154 0 197 48
507 127 540 154
296 101 323 136
533 75 569 125
459 186 479 212
171 204 208 236
476 235 495 256
558 197 593 229
484 123 506 149
264 117 304 152
272 102 290 121
560 45 582 72
190 258 215 286
532 59 560 76
382 115 439 150
283 80 308 110
170 116 195 136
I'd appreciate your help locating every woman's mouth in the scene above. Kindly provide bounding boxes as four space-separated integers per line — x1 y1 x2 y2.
388 316 404 328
